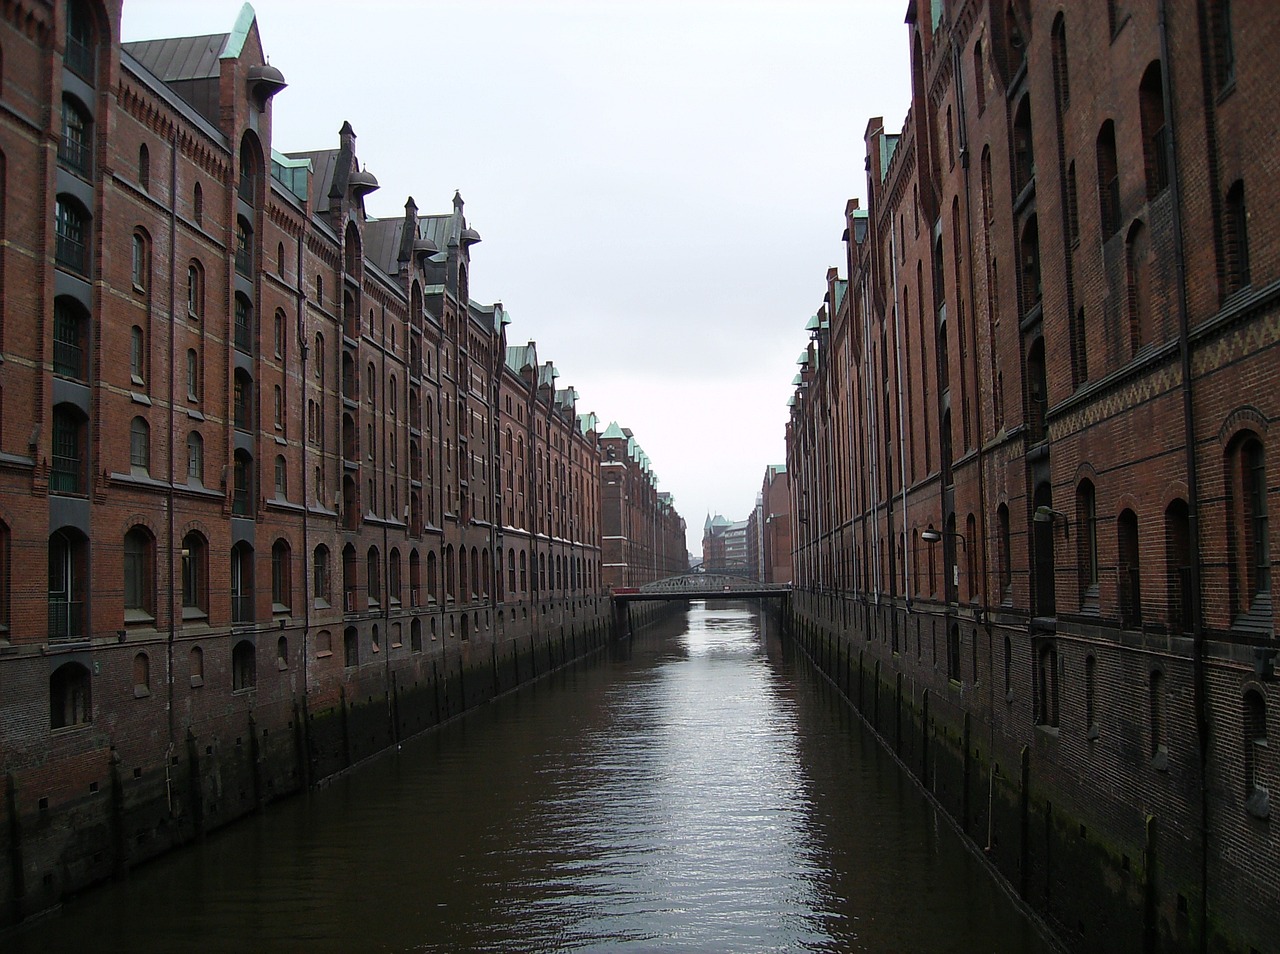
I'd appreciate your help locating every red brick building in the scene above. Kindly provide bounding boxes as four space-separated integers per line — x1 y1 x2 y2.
787 2 1277 952
0 0 645 922
599 422 687 588
749 464 791 584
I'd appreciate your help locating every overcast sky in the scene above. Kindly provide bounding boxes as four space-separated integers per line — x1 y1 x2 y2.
122 0 912 557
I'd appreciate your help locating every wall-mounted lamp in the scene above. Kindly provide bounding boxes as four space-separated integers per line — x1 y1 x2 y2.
1034 506 1069 537
921 528 967 549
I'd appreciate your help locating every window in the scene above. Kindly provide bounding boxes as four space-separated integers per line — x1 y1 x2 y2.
274 454 287 497
137 144 149 192
48 528 87 640
1096 121 1120 238
313 545 331 605
1224 180 1250 295
53 297 88 380
232 639 255 691
230 542 254 624
343 544 358 612
1126 220 1152 352
344 626 359 667
1020 216 1042 310
1139 62 1168 199
271 539 291 611
129 416 149 471
1211 0 1235 91
367 546 381 607
1118 509 1142 627
186 348 200 401
1050 14 1069 113
1165 499 1193 633
50 662 91 728
51 404 85 494
274 308 286 358
189 645 204 687
389 549 401 605
233 370 253 431
64 0 96 82
55 196 88 273
130 325 146 384
277 635 288 670
186 431 204 484
123 527 153 620
273 384 284 431
234 294 253 352
1035 641 1059 727
131 232 148 290
314 332 324 380
1085 655 1099 739
193 182 203 226
1229 435 1270 615
187 262 203 318
232 449 253 516
1012 96 1034 195
1077 481 1099 607
1032 482 1056 616
1244 690 1269 818
182 531 207 616
59 96 92 176
132 652 150 697
972 40 985 115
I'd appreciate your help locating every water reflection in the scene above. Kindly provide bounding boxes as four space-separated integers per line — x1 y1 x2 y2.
9 601 1053 954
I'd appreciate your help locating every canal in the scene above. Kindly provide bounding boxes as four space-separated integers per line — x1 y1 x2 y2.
11 602 1055 953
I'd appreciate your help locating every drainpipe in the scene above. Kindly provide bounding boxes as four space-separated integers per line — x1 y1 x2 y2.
1157 1 1208 949
165 125 179 754
889 215 910 605
295 224 311 786
863 274 881 602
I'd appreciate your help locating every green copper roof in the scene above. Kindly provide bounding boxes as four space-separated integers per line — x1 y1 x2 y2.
879 133 900 182
222 3 256 59
791 373 802 385
600 421 626 440
805 314 821 331
797 351 810 366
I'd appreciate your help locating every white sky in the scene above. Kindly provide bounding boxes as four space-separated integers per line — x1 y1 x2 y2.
122 0 912 557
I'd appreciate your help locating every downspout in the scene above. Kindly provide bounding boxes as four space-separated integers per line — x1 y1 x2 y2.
889 215 911 605
295 224 311 786
846 276 859 601
165 125 179 765
953 23 996 848
1157 2 1209 949
863 277 881 602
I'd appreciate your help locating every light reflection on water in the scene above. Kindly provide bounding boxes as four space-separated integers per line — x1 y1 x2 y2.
8 602 1054 954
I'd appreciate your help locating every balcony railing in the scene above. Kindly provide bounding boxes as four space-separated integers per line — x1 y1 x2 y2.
55 232 86 274
234 318 253 353
235 244 253 278
48 599 84 641
232 488 251 516
50 456 82 494
53 336 85 379
58 136 91 177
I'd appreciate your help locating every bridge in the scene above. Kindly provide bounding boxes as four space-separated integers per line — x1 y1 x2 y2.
611 573 792 604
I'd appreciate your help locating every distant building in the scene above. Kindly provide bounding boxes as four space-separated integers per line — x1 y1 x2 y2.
599 423 687 587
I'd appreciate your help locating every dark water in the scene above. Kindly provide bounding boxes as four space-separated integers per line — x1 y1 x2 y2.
11 603 1055 953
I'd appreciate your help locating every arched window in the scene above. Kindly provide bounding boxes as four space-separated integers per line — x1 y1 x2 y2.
138 143 150 192
53 297 88 380
1012 96 1034 194
1224 179 1250 296
1019 215 1042 311
1139 61 1168 198
235 216 253 277
123 526 154 620
133 652 150 696
130 416 150 471
411 618 422 653
276 635 288 670
1050 14 1069 114
389 548 401 605
189 645 204 686
1165 498 1193 632
313 544 331 604
186 348 200 402
1210 0 1235 91
1085 655 1098 739
50 661 91 728
314 332 325 381
344 626 359 667
182 531 208 616
426 550 438 603
55 195 89 274
271 538 291 611
232 449 253 516
130 324 147 384
274 308 286 359
343 544 358 612
193 182 203 226
187 261 203 319
59 95 92 176
232 639 256 691
1076 480 1099 607
1096 121 1120 238
972 39 985 115
409 549 421 607
1035 641 1059 727
64 0 97 82
1228 434 1270 618
234 293 253 352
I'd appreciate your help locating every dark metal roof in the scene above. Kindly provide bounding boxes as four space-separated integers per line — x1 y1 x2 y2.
362 218 405 277
123 33 228 82
286 148 338 213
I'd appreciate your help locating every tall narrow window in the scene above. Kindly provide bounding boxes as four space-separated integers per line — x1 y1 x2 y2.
1085 655 1099 739
130 325 146 384
51 405 85 494
53 298 88 380
1096 121 1120 238
187 262 203 318
1139 62 1168 198
230 543 254 624
64 0 96 82
1077 480 1099 607
137 144 150 192
1126 220 1152 353
129 416 149 471
234 294 253 353
1165 498 1193 633
1244 690 1269 818
1012 96 1034 195
972 40 985 115
232 449 253 516
186 348 199 401
1051 14 1069 113
1211 0 1235 91
1118 509 1142 627
1224 180 1250 295
271 539 291 611
186 431 203 484
55 196 88 274
313 545 331 604
59 96 92 176
182 531 207 615
1232 436 1272 610
1020 216 1042 310
193 182 203 226
123 527 154 621
235 217 253 277
132 232 148 289
1036 641 1059 727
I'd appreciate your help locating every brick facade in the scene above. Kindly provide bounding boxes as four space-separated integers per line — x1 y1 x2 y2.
0 0 683 924
787 2 1278 952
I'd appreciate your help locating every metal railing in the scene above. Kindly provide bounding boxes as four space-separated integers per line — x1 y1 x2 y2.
55 232 87 274
48 599 84 641
231 594 254 624
50 456 82 494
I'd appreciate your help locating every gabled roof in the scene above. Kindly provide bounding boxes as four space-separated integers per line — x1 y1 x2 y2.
286 148 339 213
362 217 404 276
600 421 627 440
123 32 229 83
505 342 537 375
